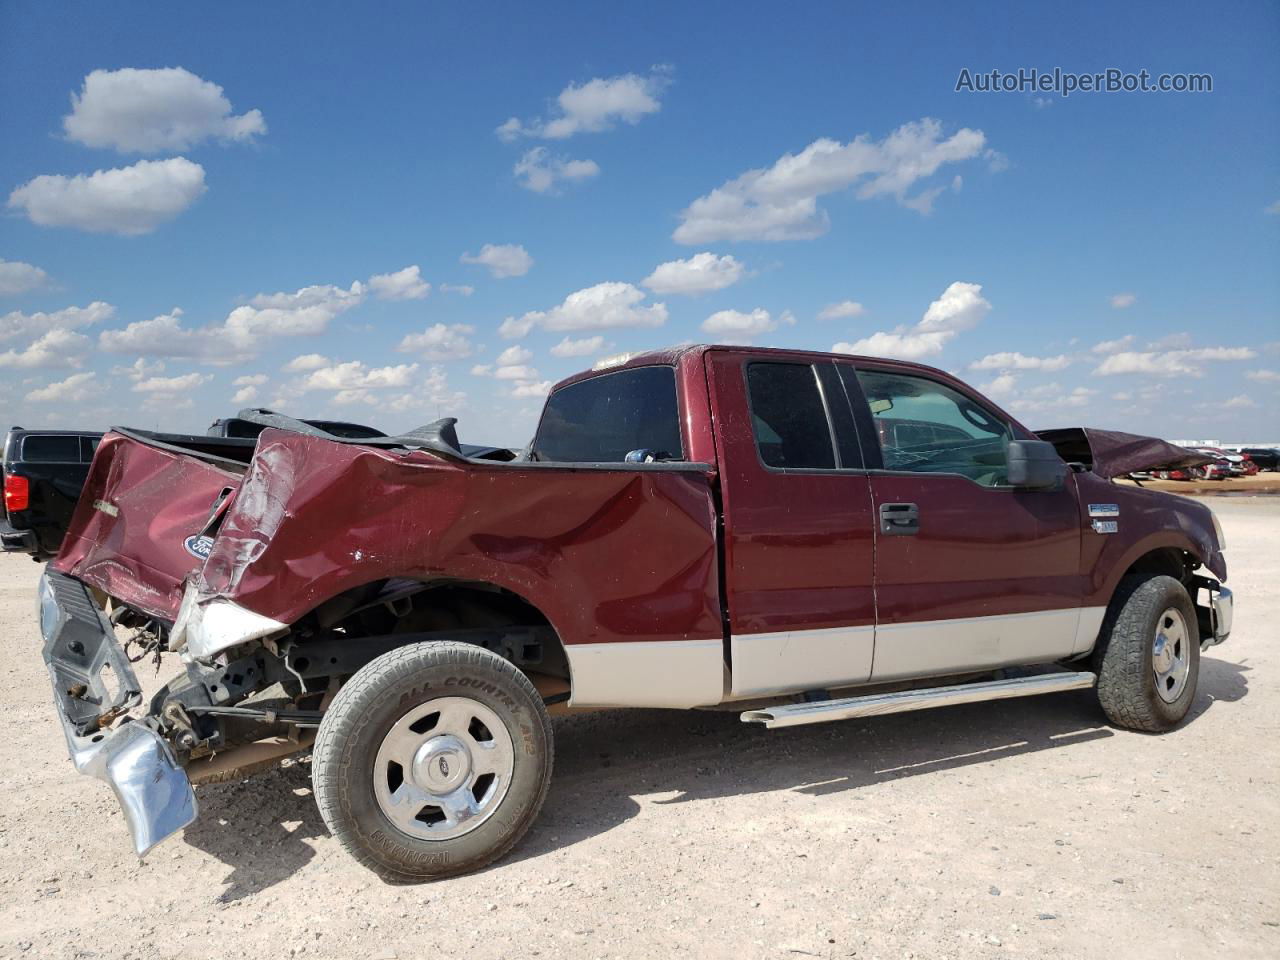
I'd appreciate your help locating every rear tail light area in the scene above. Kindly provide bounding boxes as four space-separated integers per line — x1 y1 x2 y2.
4 473 29 512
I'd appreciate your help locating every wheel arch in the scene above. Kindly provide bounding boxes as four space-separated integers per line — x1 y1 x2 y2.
290 572 575 697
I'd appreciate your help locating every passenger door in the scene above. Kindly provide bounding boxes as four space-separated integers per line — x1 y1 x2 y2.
707 350 877 697
838 363 1091 681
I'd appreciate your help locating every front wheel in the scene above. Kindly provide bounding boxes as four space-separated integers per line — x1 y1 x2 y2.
1094 575 1200 732
312 641 554 881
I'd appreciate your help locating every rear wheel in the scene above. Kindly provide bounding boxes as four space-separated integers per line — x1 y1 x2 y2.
312 641 553 881
1094 575 1200 732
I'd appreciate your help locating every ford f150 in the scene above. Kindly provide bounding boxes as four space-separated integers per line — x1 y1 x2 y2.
37 345 1232 880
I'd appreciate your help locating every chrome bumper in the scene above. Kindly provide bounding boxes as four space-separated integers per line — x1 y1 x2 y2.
39 569 197 856
1209 585 1233 645
1193 576 1233 649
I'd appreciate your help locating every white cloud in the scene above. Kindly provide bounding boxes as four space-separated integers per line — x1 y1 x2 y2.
230 373 266 406
130 370 212 410
396 323 475 360
512 380 553 398
513 148 600 193
969 351 1071 371
701 308 776 340
1008 385 1096 414
1093 346 1257 377
0 329 91 368
1109 292 1137 309
834 281 989 360
460 243 533 278
674 118 988 244
982 372 1018 397
303 361 418 391
1091 334 1136 354
497 68 671 141
8 157 207 235
470 364 492 376
496 345 533 366
99 282 365 363
439 283 474 296
63 67 264 153
369 265 430 301
114 357 164 381
1223 394 1256 409
493 364 540 381
499 281 667 339
1246 369 1280 382
284 353 329 372
550 335 605 357
0 301 114 342
817 300 866 321
26 372 99 404
132 371 211 393
642 252 746 296
0 259 49 296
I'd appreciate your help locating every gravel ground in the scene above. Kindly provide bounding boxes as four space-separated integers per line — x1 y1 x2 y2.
1 497 1276 960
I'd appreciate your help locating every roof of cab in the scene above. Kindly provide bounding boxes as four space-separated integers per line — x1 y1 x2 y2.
550 343 955 393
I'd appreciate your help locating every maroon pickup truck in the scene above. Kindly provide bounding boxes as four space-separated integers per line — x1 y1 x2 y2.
38 344 1232 880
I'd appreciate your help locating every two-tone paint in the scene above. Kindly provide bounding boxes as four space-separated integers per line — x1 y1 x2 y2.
53 345 1227 711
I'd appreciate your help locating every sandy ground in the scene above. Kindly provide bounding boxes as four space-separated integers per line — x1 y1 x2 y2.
1 499 1277 960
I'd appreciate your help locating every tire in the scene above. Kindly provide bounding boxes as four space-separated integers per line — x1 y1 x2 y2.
1093 575 1200 732
312 640 554 881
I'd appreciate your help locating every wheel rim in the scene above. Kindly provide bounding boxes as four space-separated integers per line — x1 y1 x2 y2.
1151 607 1190 703
373 696 515 841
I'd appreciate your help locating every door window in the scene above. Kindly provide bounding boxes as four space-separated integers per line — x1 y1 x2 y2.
746 362 836 469
853 369 1012 486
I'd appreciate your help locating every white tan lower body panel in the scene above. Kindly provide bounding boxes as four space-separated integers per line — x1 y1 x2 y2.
563 607 1108 709
729 624 874 697
870 606 1107 682
565 637 725 708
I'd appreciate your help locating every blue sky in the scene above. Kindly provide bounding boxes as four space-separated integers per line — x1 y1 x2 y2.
1 0 1277 445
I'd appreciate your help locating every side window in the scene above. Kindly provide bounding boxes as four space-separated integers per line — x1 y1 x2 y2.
854 369 1013 487
80 437 99 462
20 435 82 463
746 362 836 470
533 366 683 462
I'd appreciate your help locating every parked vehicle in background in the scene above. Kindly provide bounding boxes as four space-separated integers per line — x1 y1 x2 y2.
36 345 1232 880
1236 447 1280 471
2 428 102 560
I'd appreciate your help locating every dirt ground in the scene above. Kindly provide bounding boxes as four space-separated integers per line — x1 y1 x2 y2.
1 498 1276 960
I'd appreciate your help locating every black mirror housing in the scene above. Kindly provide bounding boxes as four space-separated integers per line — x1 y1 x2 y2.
1007 439 1068 489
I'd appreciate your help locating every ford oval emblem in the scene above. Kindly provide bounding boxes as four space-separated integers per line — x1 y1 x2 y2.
183 535 215 560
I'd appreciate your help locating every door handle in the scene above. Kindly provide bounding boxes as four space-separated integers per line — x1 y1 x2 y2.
879 502 919 536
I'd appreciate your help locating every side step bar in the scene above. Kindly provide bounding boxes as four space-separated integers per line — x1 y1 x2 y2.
741 671 1096 729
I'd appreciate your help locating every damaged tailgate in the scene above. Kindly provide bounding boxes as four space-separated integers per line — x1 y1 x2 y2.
52 431 246 621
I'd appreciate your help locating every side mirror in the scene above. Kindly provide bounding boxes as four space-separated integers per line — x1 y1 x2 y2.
1007 439 1068 489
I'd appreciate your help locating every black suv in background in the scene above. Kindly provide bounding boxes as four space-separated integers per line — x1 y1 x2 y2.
2 428 103 560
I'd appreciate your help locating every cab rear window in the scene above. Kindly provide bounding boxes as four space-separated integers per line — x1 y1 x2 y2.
533 366 683 463
20 435 83 463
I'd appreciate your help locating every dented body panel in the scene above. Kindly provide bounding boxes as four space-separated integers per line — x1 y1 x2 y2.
57 429 724 653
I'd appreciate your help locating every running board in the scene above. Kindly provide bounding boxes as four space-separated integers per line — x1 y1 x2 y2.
740 671 1097 729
